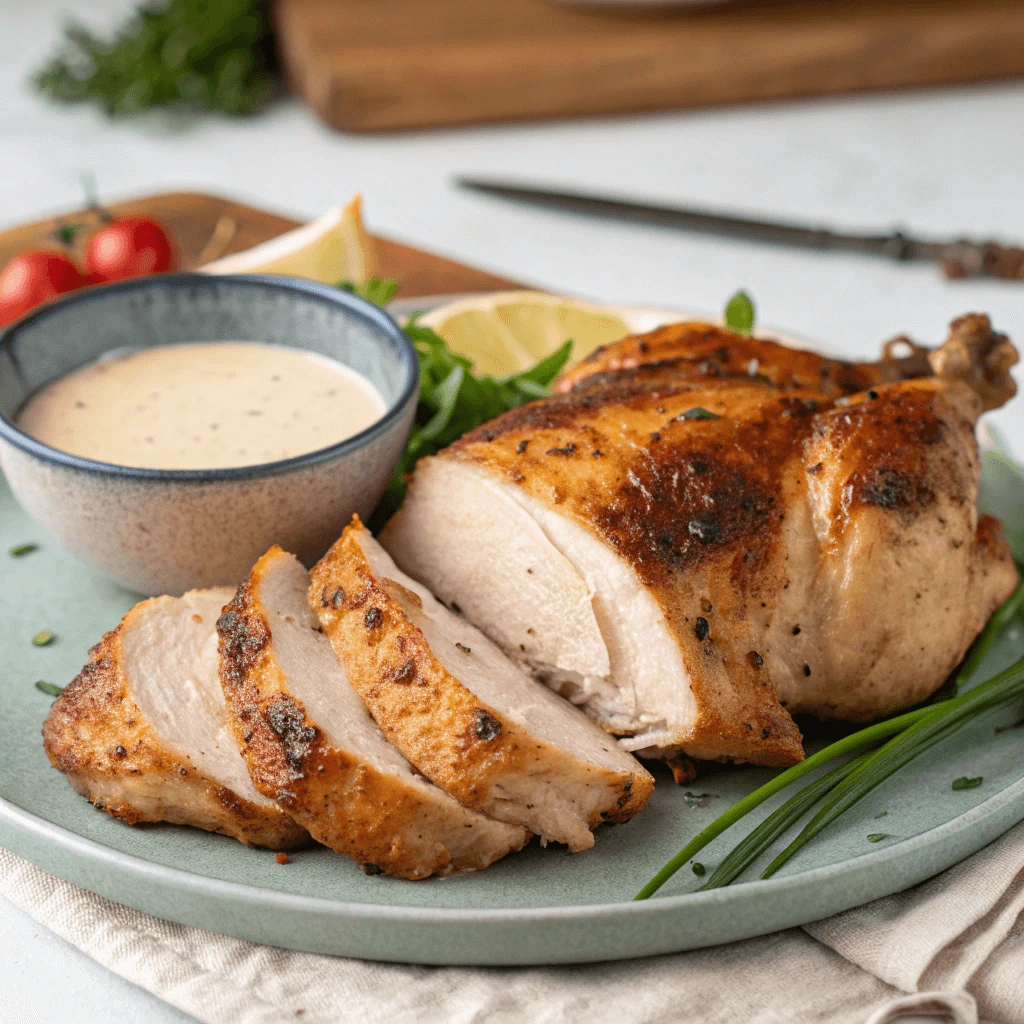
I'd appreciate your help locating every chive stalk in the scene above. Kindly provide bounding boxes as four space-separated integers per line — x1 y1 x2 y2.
952 579 1024 693
634 703 933 900
760 655 1024 879
635 580 1024 900
699 750 875 890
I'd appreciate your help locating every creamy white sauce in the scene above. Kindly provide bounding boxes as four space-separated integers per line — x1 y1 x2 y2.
17 342 387 470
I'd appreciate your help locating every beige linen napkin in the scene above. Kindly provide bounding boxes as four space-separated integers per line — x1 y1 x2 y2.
2 822 1022 1024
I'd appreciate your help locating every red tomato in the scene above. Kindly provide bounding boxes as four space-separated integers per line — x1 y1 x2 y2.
0 251 85 327
84 217 176 283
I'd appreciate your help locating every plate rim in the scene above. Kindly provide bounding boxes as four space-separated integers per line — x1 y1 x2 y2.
4 769 1022 924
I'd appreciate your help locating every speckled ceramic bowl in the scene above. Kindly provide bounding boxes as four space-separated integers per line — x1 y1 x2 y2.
0 274 418 596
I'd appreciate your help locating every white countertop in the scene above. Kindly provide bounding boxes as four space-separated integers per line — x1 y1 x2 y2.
2 2 1023 1020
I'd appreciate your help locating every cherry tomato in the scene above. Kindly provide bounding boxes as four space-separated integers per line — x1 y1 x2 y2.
0 251 85 327
84 217 176 283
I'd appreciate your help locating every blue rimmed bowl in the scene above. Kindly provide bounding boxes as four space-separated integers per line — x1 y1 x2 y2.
0 274 418 596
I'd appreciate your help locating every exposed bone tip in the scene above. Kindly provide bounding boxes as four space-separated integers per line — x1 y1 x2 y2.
929 313 1018 412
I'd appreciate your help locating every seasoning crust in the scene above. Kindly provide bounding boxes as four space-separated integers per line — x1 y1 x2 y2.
42 594 307 849
426 316 1018 755
218 547 528 878
310 519 654 851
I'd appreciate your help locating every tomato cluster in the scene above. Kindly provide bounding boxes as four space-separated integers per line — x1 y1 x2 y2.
0 216 176 328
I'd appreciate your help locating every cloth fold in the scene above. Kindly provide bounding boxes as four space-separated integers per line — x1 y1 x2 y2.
807 822 1024 1024
2 821 1022 1024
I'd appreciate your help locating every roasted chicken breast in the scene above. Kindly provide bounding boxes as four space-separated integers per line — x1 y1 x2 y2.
217 547 528 878
43 589 307 849
382 315 1019 767
310 519 654 851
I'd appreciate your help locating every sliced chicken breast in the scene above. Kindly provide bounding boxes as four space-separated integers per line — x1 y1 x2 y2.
217 547 527 879
309 518 654 852
382 316 1018 765
381 456 696 744
43 589 306 849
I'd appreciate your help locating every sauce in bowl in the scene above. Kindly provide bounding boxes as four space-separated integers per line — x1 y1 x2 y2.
16 342 387 471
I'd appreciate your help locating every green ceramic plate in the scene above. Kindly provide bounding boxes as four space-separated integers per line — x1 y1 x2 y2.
2 470 1023 966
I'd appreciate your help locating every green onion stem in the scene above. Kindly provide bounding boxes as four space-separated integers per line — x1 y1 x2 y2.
634 703 933 900
953 579 1024 693
699 749 875 890
635 581 1024 901
761 654 1024 879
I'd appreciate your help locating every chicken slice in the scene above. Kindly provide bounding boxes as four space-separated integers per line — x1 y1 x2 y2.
43 589 306 849
382 458 615 711
382 317 1018 766
217 547 527 879
382 456 694 741
309 518 654 853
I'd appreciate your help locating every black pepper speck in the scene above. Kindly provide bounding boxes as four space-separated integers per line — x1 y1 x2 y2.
391 660 415 684
687 516 721 544
474 709 502 741
546 443 577 456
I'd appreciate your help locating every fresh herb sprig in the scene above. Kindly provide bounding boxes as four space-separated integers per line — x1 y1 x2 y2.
699 750 875 890
344 279 573 528
33 0 277 117
340 277 400 307
633 701 938 899
724 290 755 335
760 657 1024 879
373 318 571 524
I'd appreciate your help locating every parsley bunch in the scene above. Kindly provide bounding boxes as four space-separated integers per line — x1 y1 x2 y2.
341 279 573 528
34 0 277 117
374 318 571 525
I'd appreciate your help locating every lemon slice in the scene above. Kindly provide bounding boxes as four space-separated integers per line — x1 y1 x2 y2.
201 195 376 285
417 291 688 376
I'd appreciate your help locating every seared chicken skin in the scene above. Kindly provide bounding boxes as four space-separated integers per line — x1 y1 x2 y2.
43 589 307 849
218 547 528 877
383 315 1018 767
311 519 654 851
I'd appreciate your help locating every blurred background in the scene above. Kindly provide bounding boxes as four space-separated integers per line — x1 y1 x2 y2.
1 0 1023 423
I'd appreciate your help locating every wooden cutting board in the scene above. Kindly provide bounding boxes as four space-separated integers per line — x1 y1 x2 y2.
272 0 1024 132
0 192 520 299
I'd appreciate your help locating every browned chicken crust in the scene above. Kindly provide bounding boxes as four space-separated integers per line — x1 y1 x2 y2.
310 520 654 850
217 548 527 878
43 596 306 850
422 316 1017 762
559 313 1017 411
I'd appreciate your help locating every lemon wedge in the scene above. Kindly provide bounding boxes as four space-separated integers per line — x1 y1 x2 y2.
417 291 688 376
201 195 376 285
